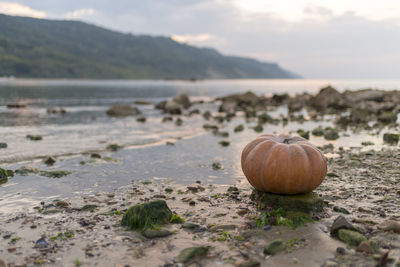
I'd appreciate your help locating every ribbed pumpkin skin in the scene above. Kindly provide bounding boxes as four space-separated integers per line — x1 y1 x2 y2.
241 134 327 194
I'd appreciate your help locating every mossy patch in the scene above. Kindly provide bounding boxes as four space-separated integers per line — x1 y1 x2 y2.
218 140 230 147
234 124 244 132
107 143 122 151
383 133 399 145
256 208 314 229
253 124 263 133
177 246 209 264
337 229 367 247
39 170 71 178
26 134 42 141
311 126 324 136
297 129 310 139
121 200 172 232
264 239 285 255
170 214 185 224
50 230 74 240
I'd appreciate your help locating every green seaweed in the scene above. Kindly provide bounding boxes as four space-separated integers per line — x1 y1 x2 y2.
121 200 172 232
170 213 185 224
256 208 313 229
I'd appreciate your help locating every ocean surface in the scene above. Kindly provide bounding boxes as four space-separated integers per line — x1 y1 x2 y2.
0 78 399 164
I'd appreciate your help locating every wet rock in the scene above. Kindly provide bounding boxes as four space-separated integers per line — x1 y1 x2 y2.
251 190 324 213
297 129 310 139
337 229 367 247
377 220 400 233
172 93 191 109
15 166 39 176
356 241 375 254
106 104 141 117
121 200 172 231
263 239 285 255
34 237 49 248
189 200 196 206
218 140 230 147
324 127 339 140
0 143 7 149
164 101 182 114
134 100 152 105
212 161 222 170
311 126 324 136
43 156 56 166
0 168 14 179
177 246 209 264
142 229 173 238
213 131 229 138
336 247 347 255
203 111 212 120
330 215 356 237
234 124 244 132
322 260 338 267
308 86 349 112
203 124 218 131
253 124 263 133
344 89 386 103
39 170 71 178
55 200 69 208
349 109 370 124
258 113 276 124
187 184 205 192
383 133 399 145
7 103 26 108
209 224 237 232
377 112 397 124
217 91 263 113
26 134 42 141
47 107 66 114
175 118 183 126
182 222 200 230
333 206 350 214
237 259 260 267
136 116 146 123
107 144 122 151
90 153 102 159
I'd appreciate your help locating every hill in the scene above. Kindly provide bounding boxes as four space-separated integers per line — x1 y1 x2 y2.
0 14 299 79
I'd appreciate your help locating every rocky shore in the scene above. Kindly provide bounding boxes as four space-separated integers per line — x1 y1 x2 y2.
0 86 399 267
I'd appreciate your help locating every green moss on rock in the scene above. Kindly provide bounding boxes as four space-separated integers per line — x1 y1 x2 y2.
383 133 399 145
338 229 367 247
177 246 209 263
121 200 172 232
264 239 285 255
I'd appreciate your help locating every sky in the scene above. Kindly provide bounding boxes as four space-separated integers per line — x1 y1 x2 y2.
1 0 400 79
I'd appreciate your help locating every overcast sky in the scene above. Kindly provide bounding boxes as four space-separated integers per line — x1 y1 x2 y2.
1 0 400 78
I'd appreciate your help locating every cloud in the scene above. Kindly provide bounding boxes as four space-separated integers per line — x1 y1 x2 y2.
64 8 95 19
0 2 45 18
171 33 226 46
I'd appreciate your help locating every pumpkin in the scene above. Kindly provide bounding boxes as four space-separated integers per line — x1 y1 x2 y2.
241 134 327 194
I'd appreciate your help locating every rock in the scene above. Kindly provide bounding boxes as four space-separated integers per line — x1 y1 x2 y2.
106 104 141 117
330 215 356 237
164 101 182 114
377 220 400 233
209 224 237 232
344 89 385 103
217 91 262 113
312 126 324 136
0 168 14 179
218 140 230 147
337 229 367 247
0 259 7 267
34 237 49 248
377 112 397 124
356 241 375 254
189 200 196 206
90 153 102 159
134 100 152 105
26 134 42 141
47 107 66 114
336 247 347 255
322 260 338 267
297 129 310 139
39 170 71 178
383 133 399 145
234 124 244 132
7 103 26 108
0 143 7 149
212 162 222 170
55 200 69 208
136 116 146 123
172 93 191 109
251 190 324 213
263 239 285 255
182 222 200 230
107 144 122 151
308 86 349 112
177 246 209 264
349 109 370 123
333 206 350 214
237 259 260 267
324 127 339 140
121 200 172 231
253 124 263 133
142 229 172 238
187 184 205 192
43 156 56 166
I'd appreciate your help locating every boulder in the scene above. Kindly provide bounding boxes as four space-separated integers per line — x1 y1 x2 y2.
106 104 141 117
172 93 191 109
164 101 182 114
308 86 349 112
330 215 356 237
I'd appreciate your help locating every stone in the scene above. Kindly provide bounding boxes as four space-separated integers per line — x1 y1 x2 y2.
234 124 244 132
47 107 66 114
121 200 172 231
356 241 375 254
182 222 200 230
312 126 324 136
324 127 339 140
330 215 356 237
263 239 285 255
55 200 69 208
164 101 182 114
383 133 399 145
238 259 260 267
378 112 397 124
142 229 172 238
43 156 56 166
34 237 49 248
172 93 191 109
308 86 349 112
106 104 141 117
177 246 209 264
333 206 350 214
378 220 400 233
251 190 324 213
0 143 7 149
26 134 42 141
323 260 338 267
337 229 367 247
7 103 26 108
90 153 102 159
136 116 146 123
209 224 237 232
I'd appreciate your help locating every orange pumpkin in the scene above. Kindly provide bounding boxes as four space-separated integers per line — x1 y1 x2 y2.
241 134 327 194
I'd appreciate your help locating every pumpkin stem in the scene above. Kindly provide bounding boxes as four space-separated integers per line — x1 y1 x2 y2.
283 138 290 144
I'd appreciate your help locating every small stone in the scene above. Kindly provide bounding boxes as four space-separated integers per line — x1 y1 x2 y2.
90 153 102 159
142 229 173 238
323 260 338 267
333 206 350 214
177 246 209 264
0 143 7 149
336 247 347 255
182 222 200 230
106 104 141 117
7 247 16 253
337 229 367 247
377 220 400 233
26 134 42 141
383 133 399 145
212 162 222 170
34 237 49 248
263 225 271 231
234 125 244 133
218 140 230 147
237 259 260 267
136 117 146 123
356 241 375 254
164 188 173 193
330 215 356 237
43 156 56 166
55 200 69 208
263 239 285 255
189 200 196 206
209 224 237 232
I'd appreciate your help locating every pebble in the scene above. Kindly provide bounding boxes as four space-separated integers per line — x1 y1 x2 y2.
7 247 16 252
189 200 196 206
34 237 49 248
378 220 400 233
356 241 375 254
142 229 173 239
336 247 347 255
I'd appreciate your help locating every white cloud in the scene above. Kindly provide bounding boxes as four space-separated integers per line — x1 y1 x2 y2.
0 2 45 18
171 33 226 46
64 8 95 19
